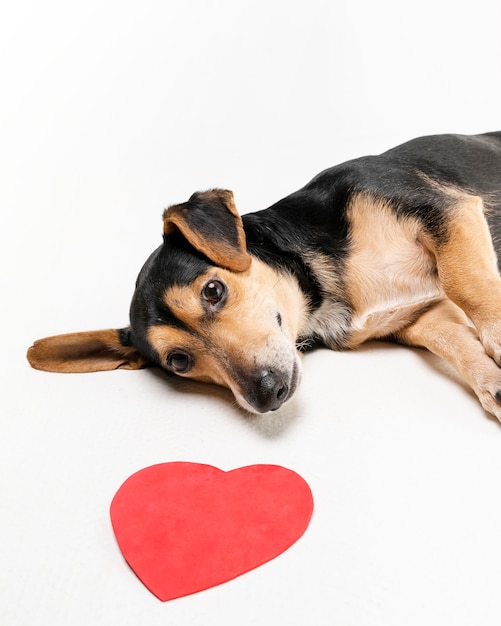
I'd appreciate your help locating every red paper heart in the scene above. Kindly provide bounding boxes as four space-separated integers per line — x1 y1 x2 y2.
110 462 313 601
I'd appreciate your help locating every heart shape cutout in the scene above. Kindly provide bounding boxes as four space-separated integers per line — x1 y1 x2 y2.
110 462 313 601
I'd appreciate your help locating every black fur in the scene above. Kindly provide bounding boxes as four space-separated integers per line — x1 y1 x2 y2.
129 234 211 364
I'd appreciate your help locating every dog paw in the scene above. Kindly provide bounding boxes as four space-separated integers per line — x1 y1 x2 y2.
471 372 501 421
476 389 501 421
465 353 501 420
479 323 501 366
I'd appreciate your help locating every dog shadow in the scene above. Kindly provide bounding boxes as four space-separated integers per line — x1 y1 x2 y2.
146 367 302 438
365 341 501 427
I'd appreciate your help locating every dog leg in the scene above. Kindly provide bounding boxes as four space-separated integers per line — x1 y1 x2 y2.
432 195 501 365
396 299 501 420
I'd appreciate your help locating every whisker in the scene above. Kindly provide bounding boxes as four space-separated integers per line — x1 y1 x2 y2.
295 337 313 352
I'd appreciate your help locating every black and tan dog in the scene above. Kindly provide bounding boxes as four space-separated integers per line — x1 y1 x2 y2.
28 132 501 418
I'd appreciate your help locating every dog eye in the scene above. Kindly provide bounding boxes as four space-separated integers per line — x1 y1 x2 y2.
166 350 193 374
202 279 226 305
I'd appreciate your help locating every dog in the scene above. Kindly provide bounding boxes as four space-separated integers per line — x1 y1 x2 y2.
27 132 501 418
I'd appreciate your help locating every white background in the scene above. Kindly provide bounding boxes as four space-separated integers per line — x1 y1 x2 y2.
2 1 501 624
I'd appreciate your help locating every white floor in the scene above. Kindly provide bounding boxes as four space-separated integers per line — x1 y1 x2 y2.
2 2 501 624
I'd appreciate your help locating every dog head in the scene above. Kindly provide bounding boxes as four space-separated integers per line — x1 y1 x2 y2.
27 190 306 413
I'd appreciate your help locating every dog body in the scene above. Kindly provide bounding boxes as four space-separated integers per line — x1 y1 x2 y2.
28 132 501 417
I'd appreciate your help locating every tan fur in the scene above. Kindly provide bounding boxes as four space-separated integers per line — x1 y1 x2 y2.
148 258 307 411
386 191 501 417
147 326 229 386
27 329 148 373
432 195 501 364
344 194 443 346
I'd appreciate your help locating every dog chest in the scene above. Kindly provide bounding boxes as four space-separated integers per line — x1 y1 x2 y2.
343 195 444 345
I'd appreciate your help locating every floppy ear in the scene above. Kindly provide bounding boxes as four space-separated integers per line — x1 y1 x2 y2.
163 189 252 272
27 328 150 373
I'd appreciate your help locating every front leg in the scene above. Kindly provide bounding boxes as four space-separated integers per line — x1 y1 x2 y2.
395 299 501 420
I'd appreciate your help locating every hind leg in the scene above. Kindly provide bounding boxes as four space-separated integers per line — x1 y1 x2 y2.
396 299 501 420
432 194 501 365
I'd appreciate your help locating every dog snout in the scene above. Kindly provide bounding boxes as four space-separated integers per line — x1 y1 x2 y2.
241 362 299 413
258 369 289 412
243 369 286 413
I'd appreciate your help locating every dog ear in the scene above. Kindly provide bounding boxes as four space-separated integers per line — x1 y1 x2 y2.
27 328 150 373
163 189 252 272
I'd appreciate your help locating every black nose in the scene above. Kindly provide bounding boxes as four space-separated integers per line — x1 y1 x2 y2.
252 369 289 413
